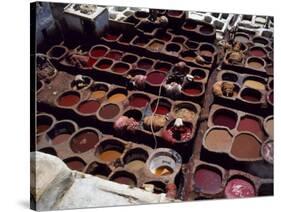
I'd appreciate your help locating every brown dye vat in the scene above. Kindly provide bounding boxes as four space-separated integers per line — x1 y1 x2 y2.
199 44 215 57
111 172 137 186
205 128 232 152
47 121 76 145
248 61 263 69
112 63 130 74
221 72 238 82
133 37 149 47
212 109 237 129
86 162 111 179
264 117 273 138
124 148 148 171
231 134 261 159
64 157 86 172
247 57 265 69
57 91 80 107
108 93 127 103
99 104 120 119
113 176 135 186
122 54 138 64
237 116 264 140
90 90 106 100
70 129 99 153
146 71 166 85
77 100 101 114
89 46 107 57
194 166 222 194
99 150 122 162
166 43 181 53
244 79 265 90
154 62 171 72
148 41 164 51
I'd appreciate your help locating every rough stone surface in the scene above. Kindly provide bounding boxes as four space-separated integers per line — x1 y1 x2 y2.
31 152 175 210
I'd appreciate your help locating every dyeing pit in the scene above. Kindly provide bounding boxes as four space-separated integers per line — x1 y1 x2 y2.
96 59 113 69
204 128 232 152
47 121 76 145
90 84 108 100
57 91 80 107
86 162 112 179
96 139 124 162
249 47 267 57
70 129 99 153
244 79 266 90
137 59 153 69
105 51 123 60
64 157 86 172
237 116 264 139
129 93 150 108
212 109 237 129
37 114 54 135
107 89 128 103
151 99 171 115
110 171 137 186
231 133 261 159
194 165 222 194
112 62 130 74
224 177 256 198
240 88 262 102
99 103 120 119
148 41 165 51
124 148 148 171
77 100 100 114
146 71 166 85
182 82 203 95
154 62 171 72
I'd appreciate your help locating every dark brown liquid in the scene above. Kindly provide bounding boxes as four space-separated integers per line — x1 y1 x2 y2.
99 104 120 119
78 100 100 114
58 94 80 107
113 176 136 186
65 160 85 172
37 124 50 134
71 131 99 153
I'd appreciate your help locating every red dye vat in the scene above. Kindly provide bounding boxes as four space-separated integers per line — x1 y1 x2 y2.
152 104 170 115
58 93 80 107
237 116 264 139
78 100 100 114
213 110 237 129
194 168 222 194
97 60 112 69
224 178 256 198
183 85 202 95
249 48 266 57
90 47 107 57
104 33 119 41
137 60 153 69
112 64 129 73
106 51 123 60
129 95 149 108
146 72 166 84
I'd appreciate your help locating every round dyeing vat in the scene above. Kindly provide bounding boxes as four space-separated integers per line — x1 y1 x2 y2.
264 117 273 138
70 129 99 153
149 41 164 51
194 166 222 194
199 44 214 57
184 21 197 30
154 62 171 72
112 63 130 74
104 32 119 41
146 71 166 85
151 99 171 115
148 149 181 177
261 140 273 164
77 100 100 114
89 46 107 57
99 104 120 119
110 171 137 186
137 59 153 69
241 88 261 102
47 121 76 145
199 25 213 34
225 178 256 198
64 157 86 172
124 148 148 171
129 93 150 108
237 116 264 139
105 51 122 60
212 109 237 129
244 79 265 90
234 34 249 43
91 90 106 100
183 83 203 96
191 69 206 80
108 93 127 104
86 162 111 179
57 91 80 107
249 47 267 57
247 58 264 69
231 133 261 159
204 128 232 152
37 114 54 135
96 59 113 69
96 140 124 162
